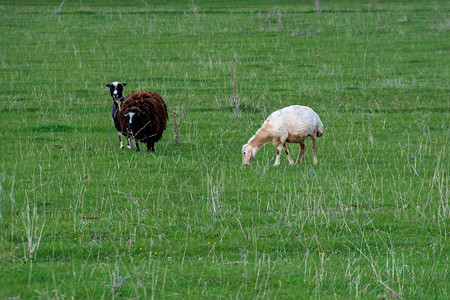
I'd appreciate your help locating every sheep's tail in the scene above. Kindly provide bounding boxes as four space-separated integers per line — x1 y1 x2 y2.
316 120 324 137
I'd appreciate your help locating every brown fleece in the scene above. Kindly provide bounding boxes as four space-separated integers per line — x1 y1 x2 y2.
117 90 168 148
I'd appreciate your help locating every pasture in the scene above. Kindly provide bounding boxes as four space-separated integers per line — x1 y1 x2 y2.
0 0 448 298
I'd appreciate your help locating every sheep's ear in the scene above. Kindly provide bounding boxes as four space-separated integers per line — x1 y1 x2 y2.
106 84 112 87
122 83 127 86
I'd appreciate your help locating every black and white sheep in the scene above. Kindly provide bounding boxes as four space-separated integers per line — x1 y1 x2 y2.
118 90 168 152
242 105 323 166
106 81 131 149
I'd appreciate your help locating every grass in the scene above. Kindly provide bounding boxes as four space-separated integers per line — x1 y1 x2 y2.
0 0 448 298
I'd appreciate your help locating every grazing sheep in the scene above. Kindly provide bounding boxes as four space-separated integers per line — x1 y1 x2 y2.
118 90 168 152
106 81 131 149
242 105 323 166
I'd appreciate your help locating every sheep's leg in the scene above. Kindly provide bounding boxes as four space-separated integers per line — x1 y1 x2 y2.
311 137 317 165
118 132 132 150
274 144 283 166
296 142 306 164
134 139 140 152
146 142 155 152
118 132 124 149
283 144 295 165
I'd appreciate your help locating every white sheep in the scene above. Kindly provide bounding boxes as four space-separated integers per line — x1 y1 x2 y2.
242 105 323 166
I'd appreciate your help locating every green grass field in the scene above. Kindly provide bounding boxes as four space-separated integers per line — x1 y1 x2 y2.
1 0 448 298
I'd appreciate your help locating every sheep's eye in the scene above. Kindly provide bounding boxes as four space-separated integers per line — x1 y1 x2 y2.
243 151 246 155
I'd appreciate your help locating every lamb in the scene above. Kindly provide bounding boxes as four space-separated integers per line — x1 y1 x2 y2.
242 105 323 166
106 81 131 149
117 90 168 152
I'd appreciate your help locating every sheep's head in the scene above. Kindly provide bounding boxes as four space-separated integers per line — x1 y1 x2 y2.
120 108 145 133
242 144 257 166
122 112 137 132
106 82 127 101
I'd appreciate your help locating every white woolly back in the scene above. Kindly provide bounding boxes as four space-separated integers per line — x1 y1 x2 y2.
253 105 321 143
270 105 321 134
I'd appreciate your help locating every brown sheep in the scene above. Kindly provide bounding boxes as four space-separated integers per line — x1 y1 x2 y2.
117 90 168 152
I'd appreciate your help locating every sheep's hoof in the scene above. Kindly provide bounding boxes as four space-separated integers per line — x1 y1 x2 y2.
127 145 132 149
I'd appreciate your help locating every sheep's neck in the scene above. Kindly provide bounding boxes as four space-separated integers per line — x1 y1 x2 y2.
114 96 125 109
248 127 271 150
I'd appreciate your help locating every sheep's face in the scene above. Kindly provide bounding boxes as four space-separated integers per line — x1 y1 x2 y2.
242 144 256 166
106 82 127 100
121 111 140 133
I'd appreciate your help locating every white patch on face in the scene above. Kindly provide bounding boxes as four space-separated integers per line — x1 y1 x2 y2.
112 81 120 87
127 112 136 125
